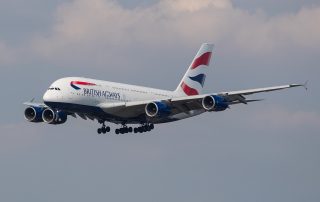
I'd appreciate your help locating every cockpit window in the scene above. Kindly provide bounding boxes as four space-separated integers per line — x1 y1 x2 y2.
48 87 61 91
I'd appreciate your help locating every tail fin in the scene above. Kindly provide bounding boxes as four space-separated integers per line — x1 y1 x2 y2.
175 43 214 96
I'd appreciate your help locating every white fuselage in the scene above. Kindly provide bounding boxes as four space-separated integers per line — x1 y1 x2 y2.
43 77 203 124
44 77 176 105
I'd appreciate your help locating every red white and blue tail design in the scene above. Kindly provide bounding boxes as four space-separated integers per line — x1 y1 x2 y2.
175 43 214 96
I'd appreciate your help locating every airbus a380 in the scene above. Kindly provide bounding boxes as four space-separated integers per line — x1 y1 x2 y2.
24 43 306 134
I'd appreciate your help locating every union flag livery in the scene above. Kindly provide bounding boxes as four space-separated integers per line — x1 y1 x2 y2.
175 43 213 96
70 81 96 90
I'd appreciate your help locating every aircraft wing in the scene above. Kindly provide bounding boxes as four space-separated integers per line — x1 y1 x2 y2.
172 83 306 108
23 102 47 107
214 83 306 104
99 83 306 116
218 83 305 96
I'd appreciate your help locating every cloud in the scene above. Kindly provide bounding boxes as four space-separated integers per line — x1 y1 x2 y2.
31 0 320 61
159 0 232 11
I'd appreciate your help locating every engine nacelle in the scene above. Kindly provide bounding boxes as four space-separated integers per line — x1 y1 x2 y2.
42 108 67 125
24 106 45 122
145 101 171 118
202 95 229 112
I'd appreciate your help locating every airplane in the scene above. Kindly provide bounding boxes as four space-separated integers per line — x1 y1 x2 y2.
23 43 306 134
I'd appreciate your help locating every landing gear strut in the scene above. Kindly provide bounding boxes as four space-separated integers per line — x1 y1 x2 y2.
97 121 110 134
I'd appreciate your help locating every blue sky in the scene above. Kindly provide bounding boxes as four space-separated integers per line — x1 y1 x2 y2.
0 0 319 201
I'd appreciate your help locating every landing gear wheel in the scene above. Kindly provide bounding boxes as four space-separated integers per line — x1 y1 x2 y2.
97 121 111 134
102 126 110 134
144 125 149 132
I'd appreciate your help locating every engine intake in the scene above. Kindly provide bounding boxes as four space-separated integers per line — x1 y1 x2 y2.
42 108 67 124
145 101 171 117
202 95 229 112
24 106 44 122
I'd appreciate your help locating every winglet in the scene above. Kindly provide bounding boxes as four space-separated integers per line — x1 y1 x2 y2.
303 80 308 91
289 81 308 91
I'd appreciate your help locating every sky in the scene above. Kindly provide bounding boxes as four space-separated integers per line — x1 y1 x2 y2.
0 0 319 201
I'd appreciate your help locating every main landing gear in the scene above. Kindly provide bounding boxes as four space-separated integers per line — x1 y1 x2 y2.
114 123 155 135
96 121 155 135
115 125 133 135
97 121 110 134
133 123 154 134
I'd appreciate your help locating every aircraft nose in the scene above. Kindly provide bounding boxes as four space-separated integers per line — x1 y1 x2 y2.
43 90 52 102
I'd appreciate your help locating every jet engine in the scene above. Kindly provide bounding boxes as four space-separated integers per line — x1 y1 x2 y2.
42 108 67 124
202 95 229 111
145 101 171 117
24 106 45 122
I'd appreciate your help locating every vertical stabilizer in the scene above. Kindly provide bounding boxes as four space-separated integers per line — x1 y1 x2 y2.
175 43 214 96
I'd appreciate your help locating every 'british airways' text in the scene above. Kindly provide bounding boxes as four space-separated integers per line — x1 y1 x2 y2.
83 88 120 100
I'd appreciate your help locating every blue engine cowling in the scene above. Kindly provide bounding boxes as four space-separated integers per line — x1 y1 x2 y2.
24 106 45 122
145 101 171 117
202 95 229 111
42 108 67 125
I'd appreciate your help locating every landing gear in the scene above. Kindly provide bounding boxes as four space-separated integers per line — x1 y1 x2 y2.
97 121 111 134
133 123 154 134
97 121 154 135
115 125 133 135
114 123 154 134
